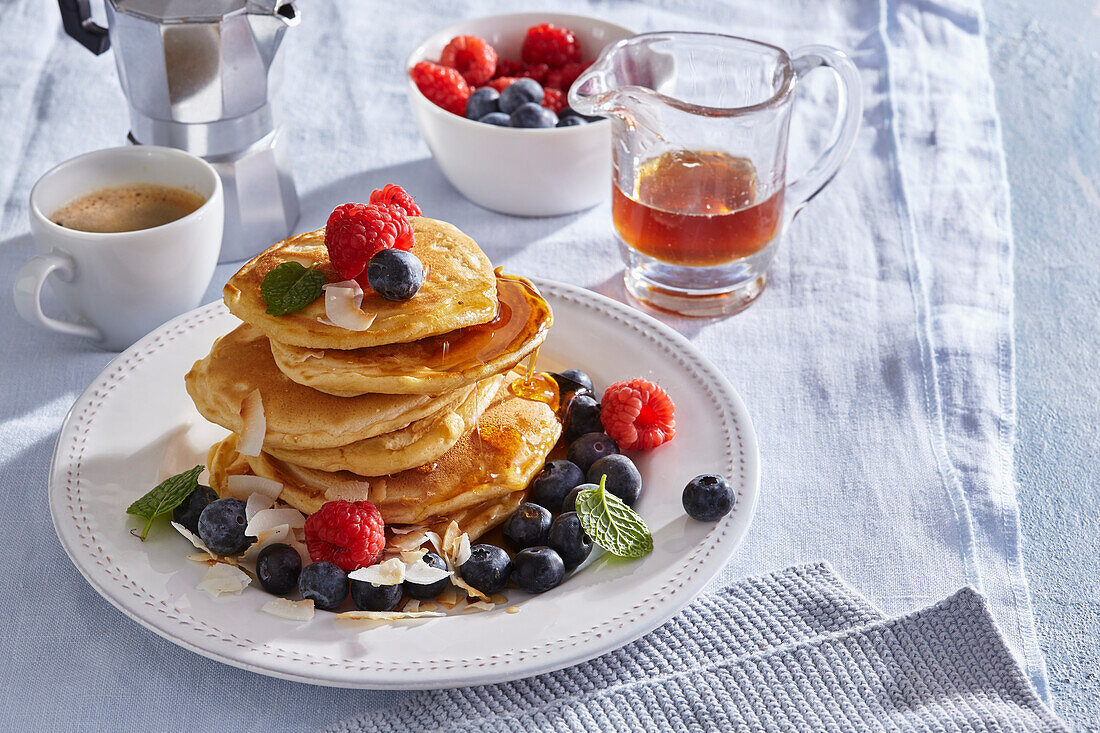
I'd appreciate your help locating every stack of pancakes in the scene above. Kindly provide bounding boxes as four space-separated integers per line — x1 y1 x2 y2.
185 217 560 540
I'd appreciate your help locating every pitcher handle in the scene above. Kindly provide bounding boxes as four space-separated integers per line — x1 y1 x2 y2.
785 45 863 219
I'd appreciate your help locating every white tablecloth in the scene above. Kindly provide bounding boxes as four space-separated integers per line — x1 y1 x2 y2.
0 0 1045 728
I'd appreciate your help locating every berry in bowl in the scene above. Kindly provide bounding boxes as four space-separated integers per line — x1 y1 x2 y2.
406 13 633 217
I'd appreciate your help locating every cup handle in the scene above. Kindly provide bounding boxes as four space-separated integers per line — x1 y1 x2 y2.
13 252 101 341
785 45 864 219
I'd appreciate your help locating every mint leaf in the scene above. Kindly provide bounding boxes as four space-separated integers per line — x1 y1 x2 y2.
126 465 203 540
260 262 326 316
574 475 654 558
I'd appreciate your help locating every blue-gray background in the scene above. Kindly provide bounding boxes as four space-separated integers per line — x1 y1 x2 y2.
986 0 1100 727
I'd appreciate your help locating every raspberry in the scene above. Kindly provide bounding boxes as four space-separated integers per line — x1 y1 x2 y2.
541 88 566 114
600 378 677 451
518 62 549 84
487 76 520 93
522 23 582 68
440 35 498 87
304 500 386 572
559 61 591 90
368 184 422 217
325 203 413 281
545 68 564 90
495 58 524 78
410 61 470 116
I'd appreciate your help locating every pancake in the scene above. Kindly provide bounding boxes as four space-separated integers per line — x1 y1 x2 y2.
185 323 473 450
269 273 552 396
205 434 523 542
206 372 561 524
264 374 503 475
426 491 525 542
223 217 497 349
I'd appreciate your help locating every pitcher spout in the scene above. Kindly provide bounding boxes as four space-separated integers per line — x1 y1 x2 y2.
568 35 676 119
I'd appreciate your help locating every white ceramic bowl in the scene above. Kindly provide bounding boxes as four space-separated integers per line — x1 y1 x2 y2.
406 13 634 217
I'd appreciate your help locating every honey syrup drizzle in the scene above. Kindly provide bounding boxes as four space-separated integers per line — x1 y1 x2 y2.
508 347 560 412
426 272 550 376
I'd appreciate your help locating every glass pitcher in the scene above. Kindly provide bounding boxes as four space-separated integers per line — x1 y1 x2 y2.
570 32 862 316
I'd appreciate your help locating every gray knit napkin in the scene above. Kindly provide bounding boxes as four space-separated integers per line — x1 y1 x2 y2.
324 563 1065 732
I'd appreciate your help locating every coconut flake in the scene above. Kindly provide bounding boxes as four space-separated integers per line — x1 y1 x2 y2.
323 281 377 331
424 530 443 555
464 600 496 612
451 573 491 602
289 540 311 567
336 610 445 622
442 521 461 555
389 525 426 535
323 478 373 503
399 549 427 564
261 597 315 622
245 492 275 521
348 557 406 586
387 531 427 552
172 521 215 558
197 563 251 597
226 474 282 500
187 553 215 564
403 557 452 585
402 599 421 613
245 507 305 536
454 534 471 567
239 523 291 570
238 390 266 456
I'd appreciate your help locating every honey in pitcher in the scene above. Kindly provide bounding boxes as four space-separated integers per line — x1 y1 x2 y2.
612 150 784 267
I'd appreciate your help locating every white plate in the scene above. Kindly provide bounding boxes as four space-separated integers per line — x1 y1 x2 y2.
49 279 759 689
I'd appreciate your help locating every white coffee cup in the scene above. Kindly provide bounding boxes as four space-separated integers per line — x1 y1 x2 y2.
15 146 223 351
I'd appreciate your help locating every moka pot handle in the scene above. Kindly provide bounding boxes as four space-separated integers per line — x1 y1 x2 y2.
57 0 110 55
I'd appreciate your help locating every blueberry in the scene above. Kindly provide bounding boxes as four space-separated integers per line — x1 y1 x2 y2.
366 248 424 301
564 394 603 440
403 551 450 600
458 544 512 594
509 102 558 129
502 502 552 552
465 87 500 120
530 460 586 513
561 483 596 514
298 561 348 610
551 369 594 395
556 115 587 127
512 547 565 593
173 485 218 535
499 78 543 113
478 112 511 126
682 474 736 521
566 432 620 473
350 580 403 612
547 512 593 571
256 543 302 595
197 498 255 556
587 454 642 506
559 107 603 123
